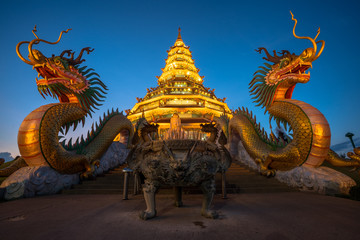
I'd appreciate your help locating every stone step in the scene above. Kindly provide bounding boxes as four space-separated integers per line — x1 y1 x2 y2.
62 162 296 195
62 185 292 195
61 189 123 195
81 178 123 184
72 184 124 189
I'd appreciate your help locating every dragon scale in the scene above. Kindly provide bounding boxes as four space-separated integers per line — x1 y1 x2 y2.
231 99 330 171
0 27 133 177
18 103 131 174
230 12 360 175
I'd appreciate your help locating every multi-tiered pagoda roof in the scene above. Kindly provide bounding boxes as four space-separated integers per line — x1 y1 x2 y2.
126 28 231 135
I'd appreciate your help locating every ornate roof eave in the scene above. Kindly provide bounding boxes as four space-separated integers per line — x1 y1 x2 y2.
129 94 231 114
169 45 190 50
157 75 204 85
165 56 194 64
128 106 232 118
127 28 233 122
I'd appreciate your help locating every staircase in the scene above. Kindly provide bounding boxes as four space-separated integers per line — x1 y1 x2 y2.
219 162 296 194
62 162 296 195
62 166 128 195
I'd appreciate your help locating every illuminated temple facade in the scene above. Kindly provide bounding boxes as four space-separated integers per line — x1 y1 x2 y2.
125 28 231 139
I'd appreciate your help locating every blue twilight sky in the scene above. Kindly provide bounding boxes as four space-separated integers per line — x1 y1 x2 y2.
0 0 359 157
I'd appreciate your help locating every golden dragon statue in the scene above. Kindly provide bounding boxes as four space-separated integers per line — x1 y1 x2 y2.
0 26 133 178
229 12 360 176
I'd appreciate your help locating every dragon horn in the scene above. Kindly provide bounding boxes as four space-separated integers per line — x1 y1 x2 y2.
16 40 32 65
60 50 73 58
290 11 324 61
72 47 94 65
183 141 198 162
255 47 282 64
277 50 291 56
163 140 175 161
27 27 72 64
313 40 325 61
16 26 35 65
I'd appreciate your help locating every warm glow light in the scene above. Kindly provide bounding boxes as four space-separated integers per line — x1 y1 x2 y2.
128 31 232 124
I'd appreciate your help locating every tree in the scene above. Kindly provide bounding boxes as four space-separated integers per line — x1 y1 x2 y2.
345 132 356 148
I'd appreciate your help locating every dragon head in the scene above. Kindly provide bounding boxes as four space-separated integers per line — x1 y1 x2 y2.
249 11 325 109
16 26 107 115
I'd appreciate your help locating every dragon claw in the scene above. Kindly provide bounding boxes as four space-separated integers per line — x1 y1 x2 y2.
80 170 92 179
259 164 276 177
80 159 100 179
264 169 276 177
256 157 276 177
92 159 100 167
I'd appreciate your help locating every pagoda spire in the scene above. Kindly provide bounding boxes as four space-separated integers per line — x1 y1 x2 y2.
156 28 202 86
177 27 182 41
174 27 184 46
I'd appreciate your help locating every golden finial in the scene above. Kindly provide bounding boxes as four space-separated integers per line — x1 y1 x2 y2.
177 27 182 40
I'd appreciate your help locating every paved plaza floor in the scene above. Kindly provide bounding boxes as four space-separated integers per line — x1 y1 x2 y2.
0 192 359 240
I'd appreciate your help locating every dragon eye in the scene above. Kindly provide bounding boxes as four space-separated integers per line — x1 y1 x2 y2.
280 59 289 68
300 48 314 60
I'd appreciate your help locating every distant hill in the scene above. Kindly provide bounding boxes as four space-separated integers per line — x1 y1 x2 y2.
331 137 360 155
0 152 14 162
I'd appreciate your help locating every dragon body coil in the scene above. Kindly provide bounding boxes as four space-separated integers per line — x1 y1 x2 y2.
229 12 360 175
0 27 133 177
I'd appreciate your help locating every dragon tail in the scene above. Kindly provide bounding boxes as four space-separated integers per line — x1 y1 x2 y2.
326 149 360 167
0 157 28 177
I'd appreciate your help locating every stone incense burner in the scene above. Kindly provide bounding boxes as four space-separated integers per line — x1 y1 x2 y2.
127 120 232 220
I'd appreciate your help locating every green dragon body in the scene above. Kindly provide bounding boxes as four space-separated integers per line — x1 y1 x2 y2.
229 12 360 176
0 27 132 178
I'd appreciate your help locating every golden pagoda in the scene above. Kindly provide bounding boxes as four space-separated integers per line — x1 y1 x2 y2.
126 28 231 139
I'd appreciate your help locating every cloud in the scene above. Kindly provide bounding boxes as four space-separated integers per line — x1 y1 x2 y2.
0 152 14 162
331 137 360 154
